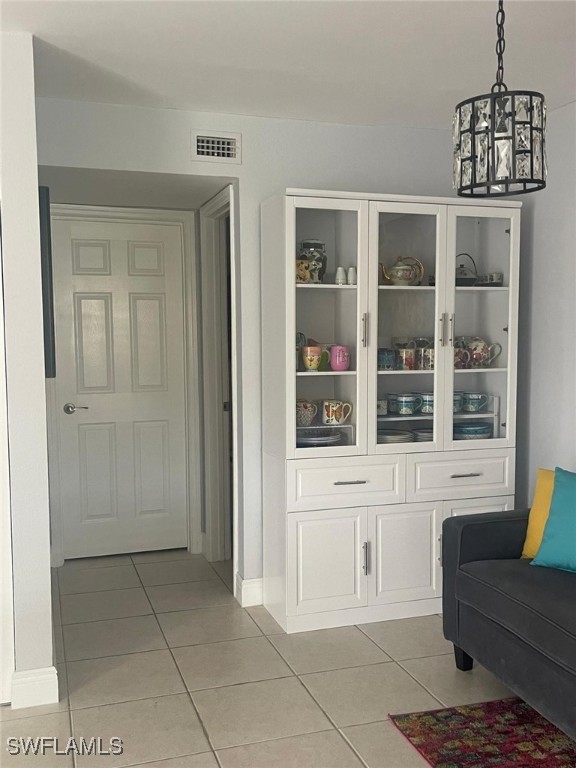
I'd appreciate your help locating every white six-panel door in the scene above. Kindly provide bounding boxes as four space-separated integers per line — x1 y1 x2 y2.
51 214 188 557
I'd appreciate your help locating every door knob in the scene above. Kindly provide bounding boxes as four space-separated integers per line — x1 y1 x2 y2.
63 403 89 415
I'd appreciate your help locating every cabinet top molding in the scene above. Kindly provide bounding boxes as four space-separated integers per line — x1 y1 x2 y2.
284 189 522 209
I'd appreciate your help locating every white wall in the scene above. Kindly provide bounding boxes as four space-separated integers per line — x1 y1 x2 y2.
37 99 452 579
36 97 454 579
516 101 576 505
0 34 57 707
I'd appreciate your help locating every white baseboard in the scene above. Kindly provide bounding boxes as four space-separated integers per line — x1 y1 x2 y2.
11 666 59 710
235 574 263 607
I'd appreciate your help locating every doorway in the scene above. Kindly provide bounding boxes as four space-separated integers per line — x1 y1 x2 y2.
42 169 239 589
199 187 237 570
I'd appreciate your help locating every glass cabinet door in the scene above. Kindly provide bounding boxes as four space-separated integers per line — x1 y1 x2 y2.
290 198 369 456
368 203 446 453
444 206 520 448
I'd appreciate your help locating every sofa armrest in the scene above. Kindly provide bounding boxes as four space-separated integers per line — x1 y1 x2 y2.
442 509 529 644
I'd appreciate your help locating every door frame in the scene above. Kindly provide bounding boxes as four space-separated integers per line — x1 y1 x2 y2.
200 186 238 576
47 205 203 564
0 233 15 704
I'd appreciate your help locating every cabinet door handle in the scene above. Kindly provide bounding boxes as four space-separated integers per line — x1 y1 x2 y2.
449 313 455 346
450 472 483 479
361 313 368 347
439 313 446 347
333 480 368 486
362 541 369 575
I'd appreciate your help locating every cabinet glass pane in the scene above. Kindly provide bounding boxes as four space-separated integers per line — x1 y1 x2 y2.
452 215 511 443
295 207 359 450
375 212 438 447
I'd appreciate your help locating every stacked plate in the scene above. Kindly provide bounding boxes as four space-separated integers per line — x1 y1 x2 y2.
453 423 492 440
377 429 414 444
413 428 433 442
297 428 343 447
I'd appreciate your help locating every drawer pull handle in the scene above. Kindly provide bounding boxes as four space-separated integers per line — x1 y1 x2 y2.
450 472 483 479
334 480 368 486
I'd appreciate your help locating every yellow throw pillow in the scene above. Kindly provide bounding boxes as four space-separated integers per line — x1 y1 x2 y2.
522 468 555 559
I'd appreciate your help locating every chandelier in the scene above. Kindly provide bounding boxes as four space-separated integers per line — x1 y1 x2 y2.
453 0 546 197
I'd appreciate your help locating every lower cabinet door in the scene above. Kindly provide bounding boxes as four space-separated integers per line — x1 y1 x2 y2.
444 495 515 517
287 508 368 615
368 503 442 605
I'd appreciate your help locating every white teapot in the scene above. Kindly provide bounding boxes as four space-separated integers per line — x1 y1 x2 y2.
382 256 424 286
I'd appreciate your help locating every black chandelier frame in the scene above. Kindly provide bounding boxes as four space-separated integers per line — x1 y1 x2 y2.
453 0 546 197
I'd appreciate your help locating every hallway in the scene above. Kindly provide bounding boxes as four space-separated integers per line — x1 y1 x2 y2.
1 551 513 767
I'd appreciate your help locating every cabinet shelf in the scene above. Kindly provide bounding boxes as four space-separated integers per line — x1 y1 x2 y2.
455 286 509 292
296 370 356 377
378 285 435 291
454 368 507 374
377 370 433 375
296 284 357 290
378 412 496 423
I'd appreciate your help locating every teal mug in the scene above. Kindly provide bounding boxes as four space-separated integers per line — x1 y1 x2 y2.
397 394 423 416
421 393 434 414
463 392 489 412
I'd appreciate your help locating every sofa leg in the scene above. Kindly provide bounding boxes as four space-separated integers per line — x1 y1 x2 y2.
454 646 474 671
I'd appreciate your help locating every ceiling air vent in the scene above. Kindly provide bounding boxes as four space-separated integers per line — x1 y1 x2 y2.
191 130 242 164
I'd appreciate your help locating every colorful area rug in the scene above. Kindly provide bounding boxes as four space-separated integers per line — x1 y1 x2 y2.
390 698 576 767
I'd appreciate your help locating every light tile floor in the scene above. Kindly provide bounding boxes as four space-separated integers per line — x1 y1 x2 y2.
1 551 515 767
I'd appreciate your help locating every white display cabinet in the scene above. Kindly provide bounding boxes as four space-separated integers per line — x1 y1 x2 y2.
262 190 520 633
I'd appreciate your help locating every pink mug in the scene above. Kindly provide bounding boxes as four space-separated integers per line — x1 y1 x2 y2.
330 345 351 371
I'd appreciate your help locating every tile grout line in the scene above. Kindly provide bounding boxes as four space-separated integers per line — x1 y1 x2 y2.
56 566 76 768
260 635 373 767
395 659 448 709
132 556 220 764
60 576 219 597
259 635 343 734
337 728 371 768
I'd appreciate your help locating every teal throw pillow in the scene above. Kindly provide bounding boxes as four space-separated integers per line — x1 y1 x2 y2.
531 466 576 573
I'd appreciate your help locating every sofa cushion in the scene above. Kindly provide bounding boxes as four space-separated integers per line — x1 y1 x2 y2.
456 558 576 675
532 467 576 573
522 468 554 559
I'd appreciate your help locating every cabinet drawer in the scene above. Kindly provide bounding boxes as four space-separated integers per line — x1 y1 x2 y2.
287 455 405 512
407 449 514 502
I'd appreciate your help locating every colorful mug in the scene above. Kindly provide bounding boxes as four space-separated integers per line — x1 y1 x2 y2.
453 391 464 413
378 347 397 370
296 400 318 427
397 394 423 416
454 347 471 369
397 348 417 370
330 345 351 371
463 392 489 412
322 400 353 425
417 347 435 370
301 345 322 371
421 393 434 414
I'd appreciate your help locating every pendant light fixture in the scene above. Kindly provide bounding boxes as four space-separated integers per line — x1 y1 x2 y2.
453 0 546 196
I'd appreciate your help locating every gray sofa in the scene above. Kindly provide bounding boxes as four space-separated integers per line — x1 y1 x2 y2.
442 510 576 739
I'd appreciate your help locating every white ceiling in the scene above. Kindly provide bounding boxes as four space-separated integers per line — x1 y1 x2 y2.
3 1 576 129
